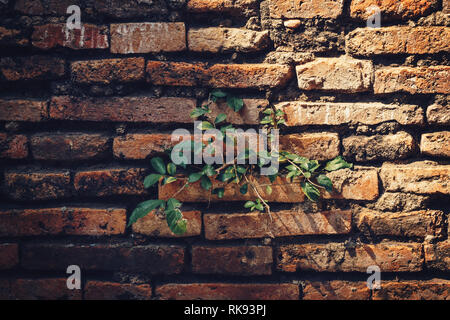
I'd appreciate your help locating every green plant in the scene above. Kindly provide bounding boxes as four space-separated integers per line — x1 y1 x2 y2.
128 90 353 235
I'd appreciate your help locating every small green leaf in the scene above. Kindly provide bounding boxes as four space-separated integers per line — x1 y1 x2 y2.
211 89 227 98
151 157 166 175
212 187 225 199
190 108 208 118
128 200 165 227
325 156 353 172
317 174 333 192
255 203 264 211
167 163 176 175
188 172 203 183
240 183 248 195
197 121 214 130
301 181 321 202
266 185 273 195
143 174 162 188
163 176 177 185
215 113 227 124
263 109 274 115
244 201 255 208
200 175 212 191
226 95 244 112
202 164 217 177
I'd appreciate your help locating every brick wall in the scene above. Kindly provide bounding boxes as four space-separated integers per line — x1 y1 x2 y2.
0 0 449 300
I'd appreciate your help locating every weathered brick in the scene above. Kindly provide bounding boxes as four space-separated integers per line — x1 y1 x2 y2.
133 210 202 238
31 133 109 161
203 98 269 125
445 0 450 13
188 28 269 53
74 168 146 197
350 0 439 20
276 101 424 126
343 132 415 162
427 104 450 125
0 244 19 270
204 209 352 240
264 51 315 65
277 242 423 272
0 207 126 237
269 0 344 19
280 133 340 161
22 243 185 274
420 131 450 158
0 99 48 122
15 0 82 16
371 192 430 212
156 283 299 300
324 168 379 201
347 27 449 56
49 96 196 123
374 66 450 94
0 134 28 159
4 171 71 200
71 58 145 84
303 281 370 300
380 162 450 194
192 246 273 275
146 61 294 88
10 278 82 300
0 26 28 47
114 134 176 160
355 208 444 238
0 56 65 81
85 281 152 300
372 280 450 300
296 57 373 92
94 0 168 18
424 241 450 271
32 24 108 50
111 23 186 54
187 0 259 16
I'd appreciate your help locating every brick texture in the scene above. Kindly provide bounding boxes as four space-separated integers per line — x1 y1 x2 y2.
350 0 439 20
0 134 28 159
420 131 450 158
269 0 344 19
84 281 152 300
0 244 19 270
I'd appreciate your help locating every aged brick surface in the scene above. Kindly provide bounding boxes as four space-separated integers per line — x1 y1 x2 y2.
22 243 185 274
303 281 370 300
74 168 146 197
94 0 168 18
347 27 450 56
277 242 423 272
324 168 379 200
0 134 28 159
0 99 48 122
49 96 196 123
355 208 444 238
204 210 352 240
374 66 450 94
350 0 439 20
113 134 176 160
0 208 126 237
111 23 186 54
445 0 450 13
280 133 340 161
424 241 450 271
31 133 110 161
0 56 65 81
296 57 373 92
373 280 450 300
276 101 424 126
85 281 152 300
192 246 273 275
380 162 450 194
269 0 344 19
9 278 82 300
427 104 450 125
32 24 109 50
371 192 430 212
147 61 294 88
4 171 71 200
71 58 145 84
133 210 202 238
156 283 299 300
0 244 19 270
0 26 28 47
187 0 259 16
203 98 269 125
15 0 82 16
188 28 269 53
343 132 415 162
420 131 450 158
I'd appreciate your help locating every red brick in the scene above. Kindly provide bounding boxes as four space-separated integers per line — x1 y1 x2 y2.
74 168 146 197
113 134 176 160
324 168 379 201
84 281 152 300
350 0 439 20
146 61 294 88
269 0 344 19
4 171 71 200
0 56 65 81
204 209 352 240
0 99 48 122
277 242 423 272
49 96 196 123
192 246 273 275
0 134 28 159
156 283 299 300
32 24 108 50
10 278 82 300
374 66 450 94
303 281 370 300
71 58 145 84
420 131 450 158
133 210 202 238
22 243 185 274
31 133 110 161
0 26 29 47
347 27 449 56
280 133 340 161
111 23 186 54
373 279 450 300
0 244 19 270
187 0 259 16
424 241 450 271
0 207 126 237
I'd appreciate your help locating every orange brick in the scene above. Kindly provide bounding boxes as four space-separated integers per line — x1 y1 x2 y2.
10 278 82 300
303 281 370 300
187 0 259 16
84 281 152 300
424 241 450 271
280 133 340 161
0 134 28 159
373 280 450 300
0 56 65 81
420 131 450 158
350 0 439 20
269 0 344 19
0 99 48 122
